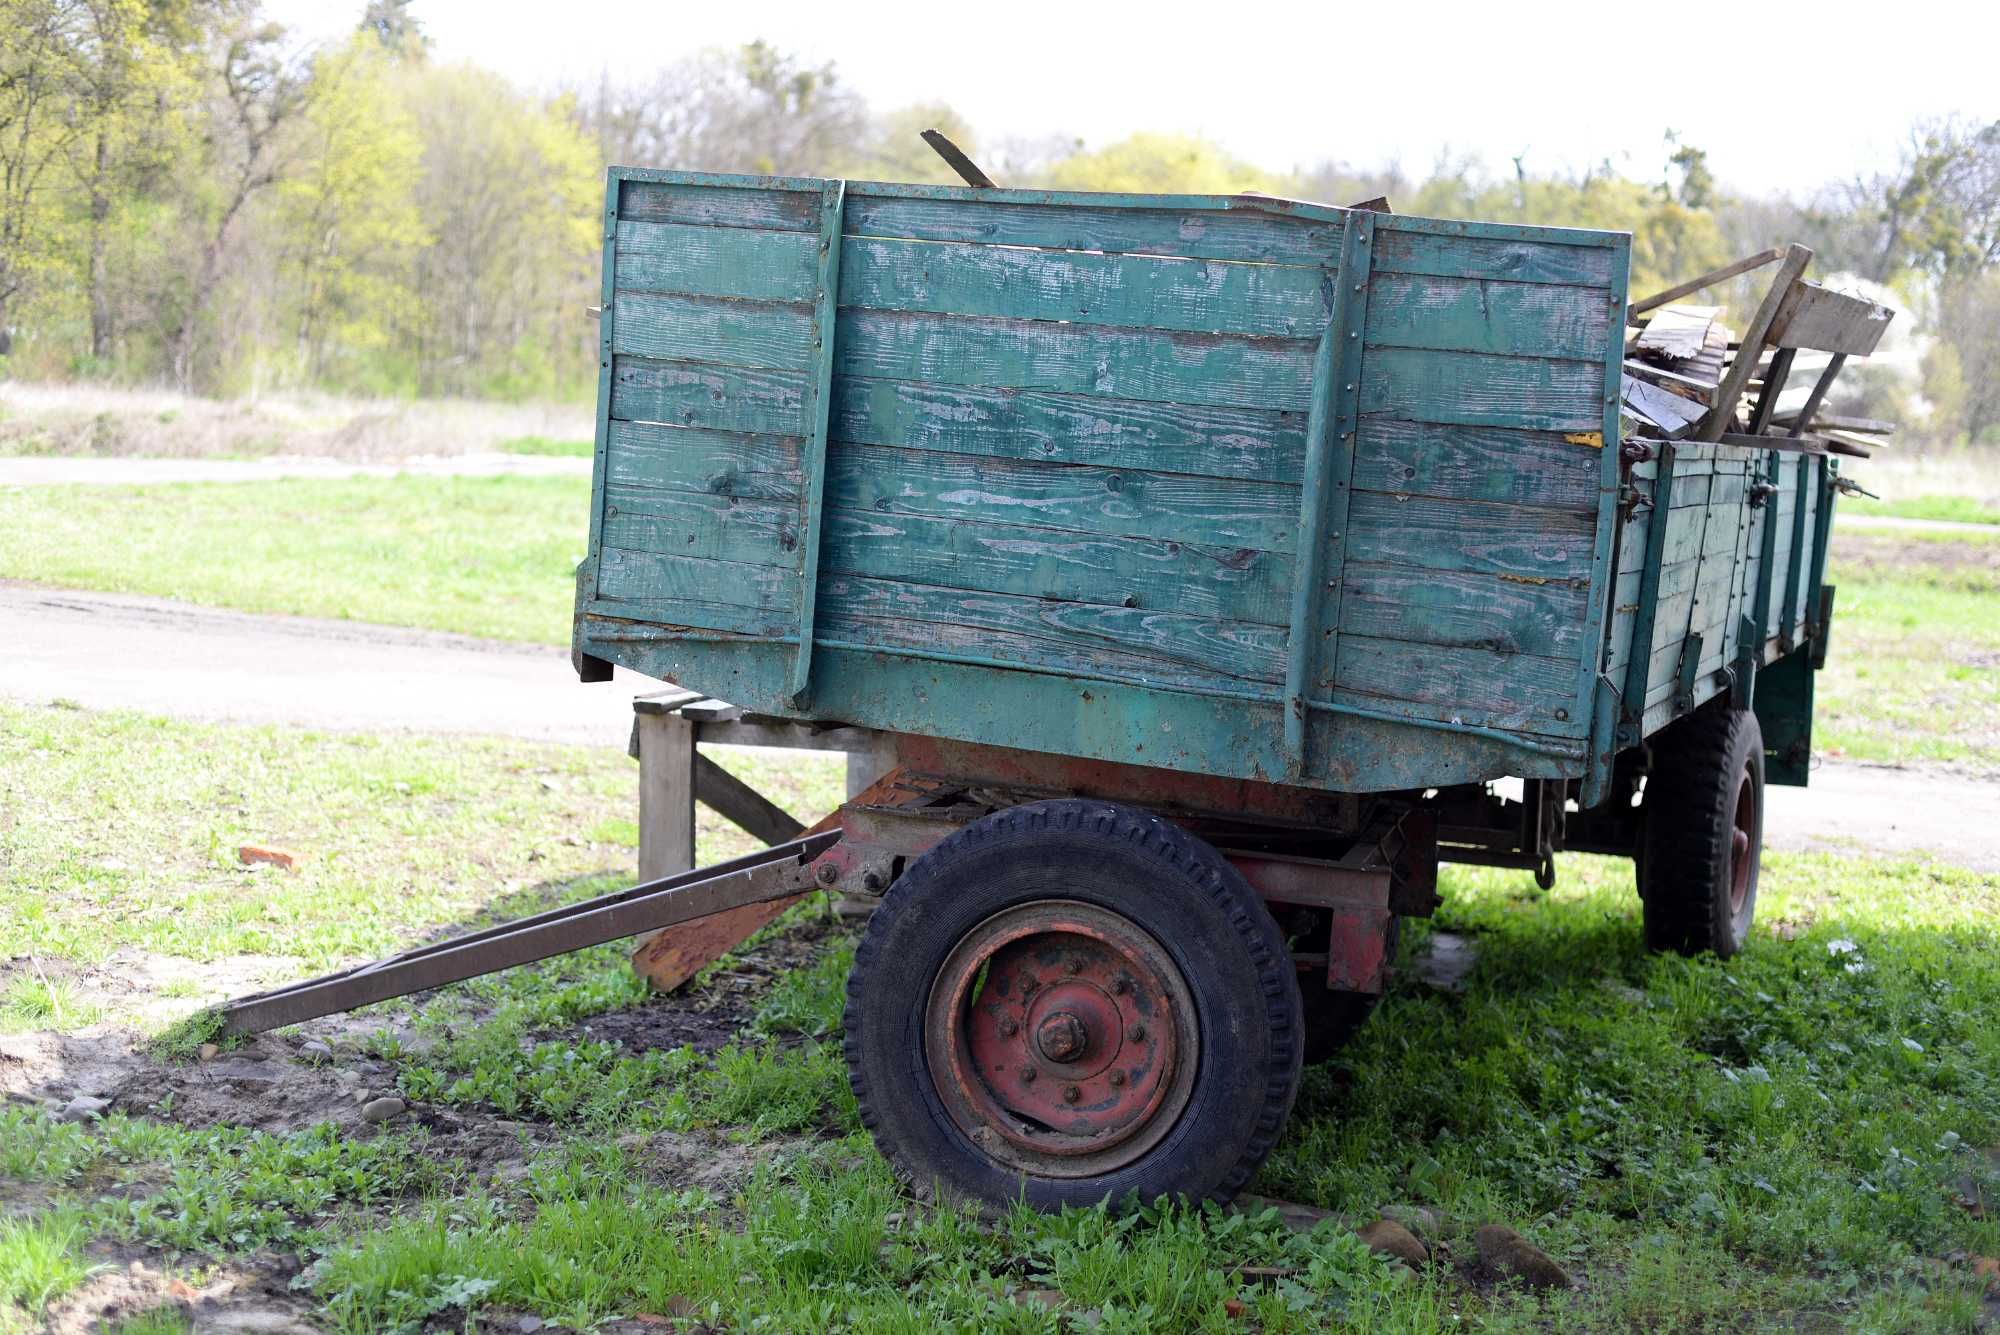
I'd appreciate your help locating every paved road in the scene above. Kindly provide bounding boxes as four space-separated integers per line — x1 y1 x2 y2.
4 582 1994 872
0 452 591 487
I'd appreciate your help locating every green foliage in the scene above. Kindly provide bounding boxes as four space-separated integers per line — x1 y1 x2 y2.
0 1207 93 1325
1037 133 1281 195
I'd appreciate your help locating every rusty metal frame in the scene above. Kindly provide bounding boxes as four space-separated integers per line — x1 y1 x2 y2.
214 832 840 1036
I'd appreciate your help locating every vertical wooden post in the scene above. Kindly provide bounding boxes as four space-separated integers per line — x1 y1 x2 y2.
636 710 696 882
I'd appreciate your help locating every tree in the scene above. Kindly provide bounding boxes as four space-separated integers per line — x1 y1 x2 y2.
165 18 307 388
1937 273 2000 445
273 34 425 384
581 41 866 175
1037 133 1277 194
1837 118 2000 286
0 0 94 358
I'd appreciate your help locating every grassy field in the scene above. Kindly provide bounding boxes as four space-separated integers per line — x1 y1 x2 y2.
0 700 1996 1330
0 699 843 1030
2 471 1994 766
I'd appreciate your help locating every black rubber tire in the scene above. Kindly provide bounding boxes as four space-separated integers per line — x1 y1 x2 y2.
1638 703 1765 957
843 799 1304 1210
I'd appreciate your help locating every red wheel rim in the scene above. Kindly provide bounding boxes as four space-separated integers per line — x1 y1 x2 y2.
924 900 1199 1178
1728 761 1757 915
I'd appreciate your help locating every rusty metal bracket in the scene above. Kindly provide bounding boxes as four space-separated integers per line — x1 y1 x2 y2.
1673 631 1704 716
213 831 841 1036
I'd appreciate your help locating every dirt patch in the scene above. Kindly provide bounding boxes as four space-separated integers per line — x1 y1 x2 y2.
1829 531 2000 586
548 916 847 1057
42 1249 318 1335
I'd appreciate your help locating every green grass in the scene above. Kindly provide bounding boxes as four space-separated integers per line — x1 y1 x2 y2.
11 839 1987 1331
0 699 841 1021
1819 529 2000 768
0 475 588 644
0 1208 93 1330
1846 494 2000 526
497 435 593 457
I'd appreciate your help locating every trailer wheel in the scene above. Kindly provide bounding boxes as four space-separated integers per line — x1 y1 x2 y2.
1639 704 1764 957
844 799 1302 1210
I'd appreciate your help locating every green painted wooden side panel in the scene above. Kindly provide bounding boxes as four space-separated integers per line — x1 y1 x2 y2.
831 308 1319 412
841 193 1346 265
825 443 1298 552
1351 421 1601 510
827 376 1305 483
1364 274 1611 360
841 235 1328 337
580 169 1639 794
822 508 1293 626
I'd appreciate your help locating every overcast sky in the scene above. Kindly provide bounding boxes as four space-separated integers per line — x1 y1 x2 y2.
264 0 1999 198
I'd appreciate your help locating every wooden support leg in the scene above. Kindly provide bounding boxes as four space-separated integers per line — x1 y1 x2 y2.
631 768 912 992
636 711 696 883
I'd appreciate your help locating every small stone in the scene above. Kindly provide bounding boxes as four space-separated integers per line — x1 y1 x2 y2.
1356 1218 1428 1266
1380 1203 1440 1237
518 1318 544 1333
1475 1224 1572 1289
360 1096 406 1123
197 1043 220 1061
58 1095 111 1123
1232 1192 1337 1234
299 1039 333 1061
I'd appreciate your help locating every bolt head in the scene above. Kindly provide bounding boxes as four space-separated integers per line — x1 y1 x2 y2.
1064 958 1082 975
1063 1084 1081 1104
998 1017 1018 1037
1036 1012 1087 1063
1112 977 1130 995
1020 1066 1036 1083
1108 1070 1126 1087
1127 1022 1147 1043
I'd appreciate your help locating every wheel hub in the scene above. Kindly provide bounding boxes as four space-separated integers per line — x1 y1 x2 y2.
924 900 1199 1177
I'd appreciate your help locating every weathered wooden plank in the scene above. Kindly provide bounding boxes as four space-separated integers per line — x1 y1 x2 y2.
611 292 814 370
1338 561 1589 659
832 307 1318 412
822 508 1293 625
1361 348 1604 432
1351 419 1600 510
1345 491 1596 580
829 376 1304 483
605 420 802 501
593 547 798 632
842 193 1344 265
1629 248 1782 316
609 356 807 437
601 486 798 567
1363 274 1611 360
818 574 1288 689
1331 635 1582 735
614 221 818 302
841 236 1329 338
619 178 818 231
824 443 1298 552
1769 281 1894 356
1371 228 1616 288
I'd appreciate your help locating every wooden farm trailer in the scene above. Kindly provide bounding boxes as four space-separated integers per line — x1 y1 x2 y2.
221 170 1892 1211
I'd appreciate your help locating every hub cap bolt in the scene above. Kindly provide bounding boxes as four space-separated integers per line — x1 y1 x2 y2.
1020 1066 1036 1083
998 1017 1018 1037
1036 1012 1087 1063
1108 1070 1126 1087
1128 1022 1147 1042
1112 977 1130 994
1065 958 1082 975
1063 1084 1081 1103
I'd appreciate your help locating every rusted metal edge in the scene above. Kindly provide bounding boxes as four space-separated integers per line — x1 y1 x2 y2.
212 831 840 1036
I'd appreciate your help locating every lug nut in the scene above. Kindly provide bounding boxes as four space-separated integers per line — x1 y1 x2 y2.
1108 1070 1126 1087
1112 977 1130 995
1021 976 1039 996
1020 1066 1036 1083
998 1017 1018 1037
1128 1022 1147 1042
1065 958 1082 975
1063 1084 1081 1103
